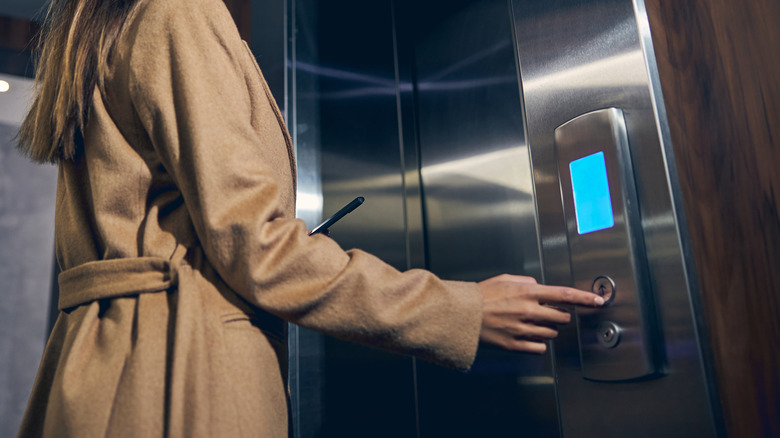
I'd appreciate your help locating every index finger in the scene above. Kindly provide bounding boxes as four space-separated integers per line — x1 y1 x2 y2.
535 285 604 307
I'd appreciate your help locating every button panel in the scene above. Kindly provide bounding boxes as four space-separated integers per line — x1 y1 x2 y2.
555 108 661 382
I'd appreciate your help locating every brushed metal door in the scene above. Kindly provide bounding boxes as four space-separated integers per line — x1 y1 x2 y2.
393 1 559 436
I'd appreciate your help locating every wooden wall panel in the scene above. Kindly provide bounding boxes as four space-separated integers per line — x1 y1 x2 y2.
0 16 38 77
1 2 250 45
0 1 250 75
645 1 780 436
0 16 38 51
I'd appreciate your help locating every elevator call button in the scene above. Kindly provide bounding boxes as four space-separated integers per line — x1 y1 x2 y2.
597 321 620 349
591 276 616 304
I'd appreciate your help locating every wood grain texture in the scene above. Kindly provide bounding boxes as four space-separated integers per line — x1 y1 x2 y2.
0 16 38 50
0 15 39 77
645 0 780 436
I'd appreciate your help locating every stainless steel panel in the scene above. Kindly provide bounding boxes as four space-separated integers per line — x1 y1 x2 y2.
250 3 319 434
287 1 417 437
512 0 718 435
393 1 557 436
251 0 286 117
282 0 722 435
556 108 660 381
286 2 325 436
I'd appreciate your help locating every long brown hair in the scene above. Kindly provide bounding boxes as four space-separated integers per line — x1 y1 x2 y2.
17 0 139 163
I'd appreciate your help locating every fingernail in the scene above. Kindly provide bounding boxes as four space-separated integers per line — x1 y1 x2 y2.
594 296 605 306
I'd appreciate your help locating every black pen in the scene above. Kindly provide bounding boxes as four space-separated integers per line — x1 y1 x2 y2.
308 196 365 236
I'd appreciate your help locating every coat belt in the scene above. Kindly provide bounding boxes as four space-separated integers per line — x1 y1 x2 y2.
58 257 180 310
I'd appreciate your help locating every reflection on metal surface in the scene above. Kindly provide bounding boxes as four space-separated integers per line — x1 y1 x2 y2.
290 1 417 437
295 192 323 217
296 61 396 86
524 51 648 91
278 0 721 435
423 148 532 191
398 1 556 437
517 375 556 385
513 0 718 435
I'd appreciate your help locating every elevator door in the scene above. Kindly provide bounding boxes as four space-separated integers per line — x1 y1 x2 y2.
289 1 419 436
394 1 558 436
288 1 559 436
284 0 718 436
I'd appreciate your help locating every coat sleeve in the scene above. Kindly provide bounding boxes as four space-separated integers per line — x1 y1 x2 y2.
125 0 482 370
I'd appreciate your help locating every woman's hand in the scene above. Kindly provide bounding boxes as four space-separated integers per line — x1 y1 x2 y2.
478 274 604 354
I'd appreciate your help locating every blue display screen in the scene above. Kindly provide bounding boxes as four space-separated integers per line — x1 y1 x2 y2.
570 151 615 234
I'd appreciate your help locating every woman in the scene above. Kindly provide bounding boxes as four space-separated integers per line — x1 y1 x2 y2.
16 0 603 436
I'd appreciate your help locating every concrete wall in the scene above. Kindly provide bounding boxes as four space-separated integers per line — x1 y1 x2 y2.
0 73 57 437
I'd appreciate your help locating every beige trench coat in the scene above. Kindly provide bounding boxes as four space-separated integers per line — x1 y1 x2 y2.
18 0 482 436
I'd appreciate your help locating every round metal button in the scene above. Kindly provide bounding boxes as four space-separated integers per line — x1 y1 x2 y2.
591 275 616 304
597 321 621 349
